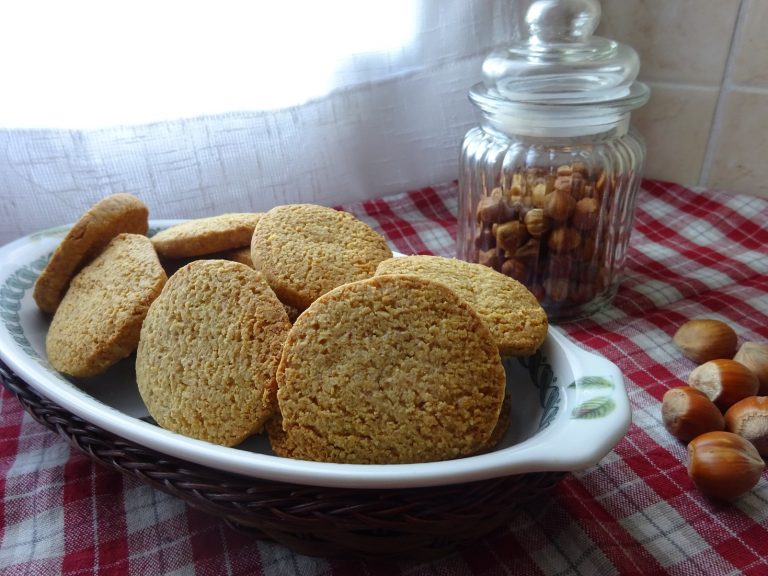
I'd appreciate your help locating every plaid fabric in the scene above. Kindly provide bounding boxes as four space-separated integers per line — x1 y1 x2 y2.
2 179 768 575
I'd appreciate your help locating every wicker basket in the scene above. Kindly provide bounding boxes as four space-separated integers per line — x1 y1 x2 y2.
0 360 565 560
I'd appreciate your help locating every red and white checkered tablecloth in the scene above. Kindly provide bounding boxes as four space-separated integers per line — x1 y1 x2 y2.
2 179 768 575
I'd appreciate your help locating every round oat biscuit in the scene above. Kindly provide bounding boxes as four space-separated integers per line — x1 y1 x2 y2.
33 193 149 315
251 204 393 311
150 213 263 259
46 233 166 378
275 274 506 464
375 255 548 356
136 259 291 447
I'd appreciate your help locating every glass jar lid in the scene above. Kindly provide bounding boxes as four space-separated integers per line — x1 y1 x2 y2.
470 0 649 133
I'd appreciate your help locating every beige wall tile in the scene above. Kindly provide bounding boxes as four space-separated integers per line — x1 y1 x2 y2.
597 0 741 85
707 90 768 197
731 0 768 85
631 83 718 185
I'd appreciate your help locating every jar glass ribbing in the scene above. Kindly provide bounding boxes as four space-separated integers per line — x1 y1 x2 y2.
457 116 645 322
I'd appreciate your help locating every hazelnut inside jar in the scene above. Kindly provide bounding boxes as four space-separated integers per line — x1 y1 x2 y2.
456 0 649 322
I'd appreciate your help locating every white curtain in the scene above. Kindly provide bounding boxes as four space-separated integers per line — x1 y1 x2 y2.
0 1 517 245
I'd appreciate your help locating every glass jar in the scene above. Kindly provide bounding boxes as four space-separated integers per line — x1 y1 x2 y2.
457 0 650 322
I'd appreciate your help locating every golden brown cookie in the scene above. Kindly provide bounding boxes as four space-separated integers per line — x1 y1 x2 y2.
45 233 166 378
275 274 506 464
33 193 149 314
375 255 548 356
150 213 262 259
251 204 392 311
135 259 291 447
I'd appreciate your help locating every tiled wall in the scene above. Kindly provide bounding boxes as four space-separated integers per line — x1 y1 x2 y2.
598 0 768 197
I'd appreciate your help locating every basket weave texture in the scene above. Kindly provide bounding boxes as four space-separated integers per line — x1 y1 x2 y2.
0 360 564 560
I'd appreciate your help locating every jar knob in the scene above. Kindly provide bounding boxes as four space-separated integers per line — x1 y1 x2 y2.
526 0 601 43
473 0 649 116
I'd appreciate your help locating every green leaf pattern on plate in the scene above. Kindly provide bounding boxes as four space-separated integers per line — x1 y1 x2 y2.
0 254 49 357
568 376 614 390
571 396 616 419
568 375 617 419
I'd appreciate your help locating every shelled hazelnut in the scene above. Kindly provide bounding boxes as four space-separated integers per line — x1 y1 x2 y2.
500 258 527 282
476 188 509 223
572 197 600 230
547 227 581 253
523 209 550 238
495 220 529 253
474 227 495 251
531 182 547 208
543 189 575 222
477 248 499 270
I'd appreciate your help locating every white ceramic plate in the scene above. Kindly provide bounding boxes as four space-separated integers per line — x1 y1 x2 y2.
0 222 631 489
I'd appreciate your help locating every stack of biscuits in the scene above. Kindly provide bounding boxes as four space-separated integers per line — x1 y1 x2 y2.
37 193 548 464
